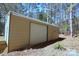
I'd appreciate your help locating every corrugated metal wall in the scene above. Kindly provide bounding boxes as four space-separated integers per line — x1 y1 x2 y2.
48 26 59 41
8 15 30 52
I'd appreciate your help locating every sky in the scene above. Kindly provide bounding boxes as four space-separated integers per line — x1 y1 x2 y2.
19 3 79 23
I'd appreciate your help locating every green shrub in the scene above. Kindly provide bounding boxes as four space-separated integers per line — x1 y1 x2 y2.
54 43 66 50
38 13 47 22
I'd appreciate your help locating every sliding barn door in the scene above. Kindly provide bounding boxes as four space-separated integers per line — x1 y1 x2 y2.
30 23 47 45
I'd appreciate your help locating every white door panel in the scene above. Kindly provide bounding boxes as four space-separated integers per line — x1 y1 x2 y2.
30 23 47 45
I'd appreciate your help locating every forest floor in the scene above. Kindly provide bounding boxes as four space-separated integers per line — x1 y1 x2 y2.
1 34 79 56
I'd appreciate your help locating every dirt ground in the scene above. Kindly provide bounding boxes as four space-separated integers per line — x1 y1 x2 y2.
1 34 79 56
0 36 6 53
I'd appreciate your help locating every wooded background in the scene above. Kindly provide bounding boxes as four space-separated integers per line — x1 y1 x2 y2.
0 3 79 36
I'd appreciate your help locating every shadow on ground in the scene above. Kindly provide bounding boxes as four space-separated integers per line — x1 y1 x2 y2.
4 37 65 52
31 37 65 49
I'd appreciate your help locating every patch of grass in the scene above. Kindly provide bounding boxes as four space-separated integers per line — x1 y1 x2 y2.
54 43 66 50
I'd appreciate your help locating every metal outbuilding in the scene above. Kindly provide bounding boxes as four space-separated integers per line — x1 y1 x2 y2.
5 11 59 52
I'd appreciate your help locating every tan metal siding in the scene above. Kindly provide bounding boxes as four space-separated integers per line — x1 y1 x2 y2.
48 26 59 41
8 15 30 52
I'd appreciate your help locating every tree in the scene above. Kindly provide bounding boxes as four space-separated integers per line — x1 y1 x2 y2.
0 20 4 35
38 12 47 22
